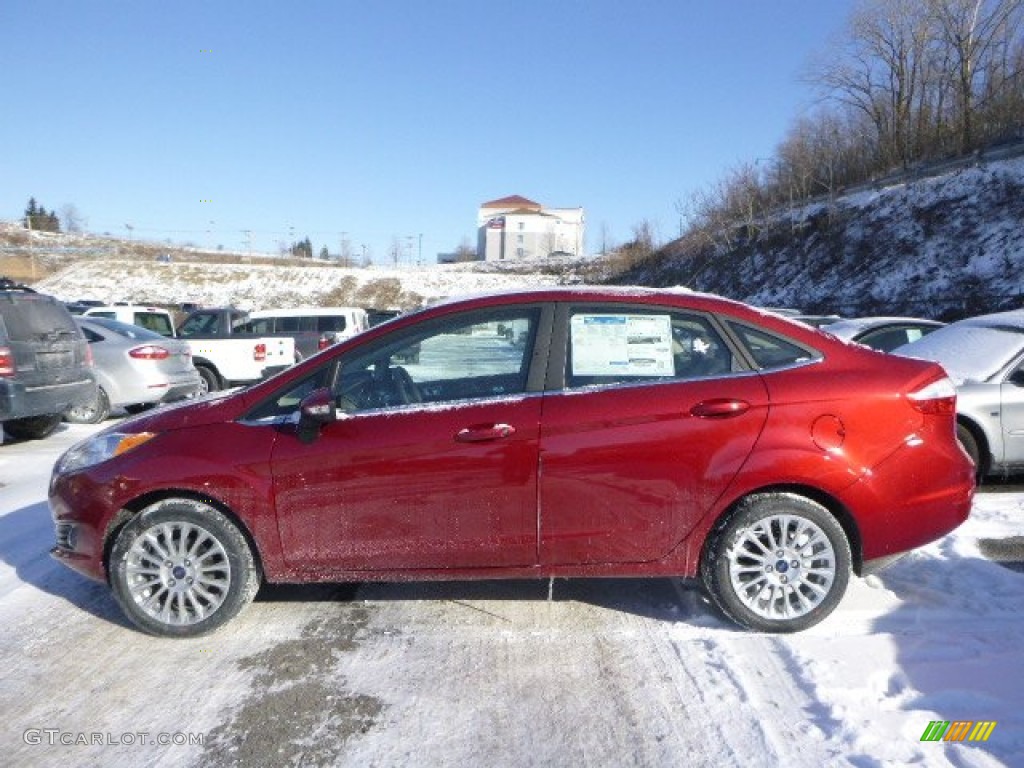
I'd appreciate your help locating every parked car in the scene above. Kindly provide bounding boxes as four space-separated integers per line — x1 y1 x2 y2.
83 305 177 337
65 317 202 424
822 316 944 352
894 309 1024 478
50 287 973 637
175 307 297 391
241 306 370 359
64 299 105 315
762 307 842 328
792 314 843 328
366 308 402 327
1 278 96 440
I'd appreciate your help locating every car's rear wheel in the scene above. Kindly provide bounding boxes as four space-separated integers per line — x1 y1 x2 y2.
956 422 985 479
701 493 851 633
196 365 219 394
3 413 63 440
109 498 259 637
65 387 111 424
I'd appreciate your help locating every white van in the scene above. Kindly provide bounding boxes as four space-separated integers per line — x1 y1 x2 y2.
243 306 369 359
83 305 177 337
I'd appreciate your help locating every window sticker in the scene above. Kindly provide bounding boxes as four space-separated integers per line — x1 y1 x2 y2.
571 314 674 376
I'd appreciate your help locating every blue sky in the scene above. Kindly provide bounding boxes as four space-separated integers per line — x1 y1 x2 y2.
2 1 851 263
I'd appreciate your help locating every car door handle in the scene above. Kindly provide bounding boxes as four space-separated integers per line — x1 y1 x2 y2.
455 423 516 442
691 399 751 419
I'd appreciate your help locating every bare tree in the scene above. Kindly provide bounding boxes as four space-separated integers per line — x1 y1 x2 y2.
59 203 86 233
926 0 1024 151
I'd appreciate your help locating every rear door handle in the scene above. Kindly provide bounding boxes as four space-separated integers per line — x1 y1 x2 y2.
691 399 751 419
455 423 516 442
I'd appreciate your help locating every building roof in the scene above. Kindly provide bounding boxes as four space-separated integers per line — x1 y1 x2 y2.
480 195 541 210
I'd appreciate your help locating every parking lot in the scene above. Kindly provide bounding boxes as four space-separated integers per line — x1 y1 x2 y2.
2 421 1022 767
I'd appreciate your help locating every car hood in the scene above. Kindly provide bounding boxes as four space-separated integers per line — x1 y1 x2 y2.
116 389 248 433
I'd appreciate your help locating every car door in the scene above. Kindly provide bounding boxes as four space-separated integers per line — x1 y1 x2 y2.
538 304 769 565
266 304 551 571
998 359 1024 465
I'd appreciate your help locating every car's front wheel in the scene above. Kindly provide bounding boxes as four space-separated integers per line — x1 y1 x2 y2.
3 413 63 440
701 493 851 633
109 498 260 637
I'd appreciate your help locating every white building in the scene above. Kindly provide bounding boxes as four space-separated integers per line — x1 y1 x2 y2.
477 195 585 261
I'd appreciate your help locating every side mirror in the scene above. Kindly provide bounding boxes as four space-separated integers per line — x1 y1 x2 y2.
1009 369 1024 387
297 387 337 444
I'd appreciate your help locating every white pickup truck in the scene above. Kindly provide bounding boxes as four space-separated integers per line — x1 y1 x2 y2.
176 308 295 393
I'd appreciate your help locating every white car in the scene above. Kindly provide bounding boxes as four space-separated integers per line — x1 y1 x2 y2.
82 304 177 337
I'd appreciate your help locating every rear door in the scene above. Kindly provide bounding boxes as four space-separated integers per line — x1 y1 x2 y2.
538 303 769 565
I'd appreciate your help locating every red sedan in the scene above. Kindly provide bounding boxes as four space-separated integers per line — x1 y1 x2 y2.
49 288 974 636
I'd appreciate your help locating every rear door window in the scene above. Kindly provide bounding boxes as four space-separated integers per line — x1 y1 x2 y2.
318 315 347 332
133 312 174 337
565 308 736 389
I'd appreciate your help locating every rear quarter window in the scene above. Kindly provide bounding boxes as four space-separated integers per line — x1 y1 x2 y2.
727 321 820 370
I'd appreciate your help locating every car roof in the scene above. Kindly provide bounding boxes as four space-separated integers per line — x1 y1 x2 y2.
76 315 168 340
248 306 365 317
83 304 170 312
374 286 825 340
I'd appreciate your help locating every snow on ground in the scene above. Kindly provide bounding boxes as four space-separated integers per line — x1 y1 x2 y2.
31 258 570 312
1 422 1022 767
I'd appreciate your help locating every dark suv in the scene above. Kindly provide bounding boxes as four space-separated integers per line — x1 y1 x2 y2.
1 278 96 441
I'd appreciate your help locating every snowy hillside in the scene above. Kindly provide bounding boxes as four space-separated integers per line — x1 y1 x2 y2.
31 258 572 312
621 152 1024 321
7 151 1024 319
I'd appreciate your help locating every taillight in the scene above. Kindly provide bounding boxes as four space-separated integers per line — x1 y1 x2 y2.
129 345 171 360
254 343 267 362
0 345 14 377
907 376 957 415
84 343 95 367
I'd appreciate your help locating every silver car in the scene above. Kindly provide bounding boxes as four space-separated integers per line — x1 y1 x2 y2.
65 317 202 424
894 310 1024 478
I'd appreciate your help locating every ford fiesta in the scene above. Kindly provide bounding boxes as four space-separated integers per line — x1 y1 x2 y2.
49 288 974 637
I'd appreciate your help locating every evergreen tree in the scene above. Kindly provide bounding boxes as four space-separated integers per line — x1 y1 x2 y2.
23 197 61 232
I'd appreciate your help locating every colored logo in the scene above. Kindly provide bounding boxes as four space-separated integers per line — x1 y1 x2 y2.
920 720 996 742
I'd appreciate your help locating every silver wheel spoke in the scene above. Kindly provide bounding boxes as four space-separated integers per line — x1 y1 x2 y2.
728 512 837 622
125 517 232 626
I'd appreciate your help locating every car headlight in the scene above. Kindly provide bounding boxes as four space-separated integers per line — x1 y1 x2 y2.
56 431 158 474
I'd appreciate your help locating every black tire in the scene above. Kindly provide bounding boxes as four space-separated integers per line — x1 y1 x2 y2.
109 498 260 637
65 387 111 425
3 413 63 440
956 422 985 480
701 493 851 633
196 365 220 394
